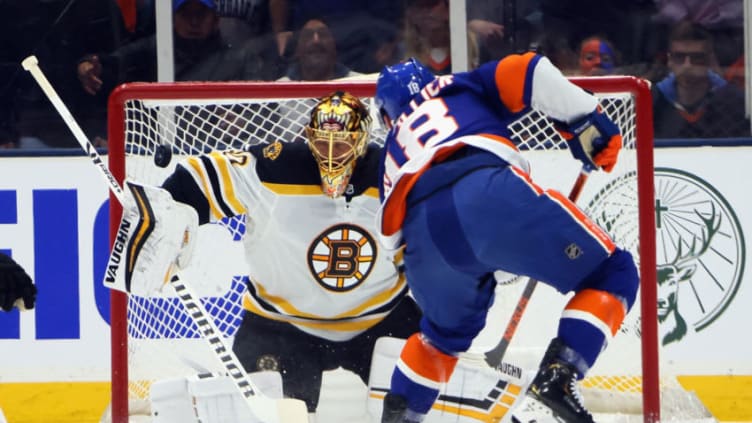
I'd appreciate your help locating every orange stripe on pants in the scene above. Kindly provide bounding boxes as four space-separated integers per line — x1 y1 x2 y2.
565 289 626 336
400 333 458 383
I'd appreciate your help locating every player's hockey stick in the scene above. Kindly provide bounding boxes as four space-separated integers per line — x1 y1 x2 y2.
21 55 308 423
485 169 590 368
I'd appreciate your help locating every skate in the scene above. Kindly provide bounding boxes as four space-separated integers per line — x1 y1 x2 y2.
514 339 595 423
526 360 595 423
381 393 422 423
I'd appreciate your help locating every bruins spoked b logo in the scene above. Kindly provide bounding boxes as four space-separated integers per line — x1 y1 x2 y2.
307 224 377 292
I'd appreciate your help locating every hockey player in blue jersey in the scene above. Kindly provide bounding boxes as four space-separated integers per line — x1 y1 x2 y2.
374 55 639 423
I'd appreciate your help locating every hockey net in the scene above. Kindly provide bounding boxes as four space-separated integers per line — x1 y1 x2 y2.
105 79 707 423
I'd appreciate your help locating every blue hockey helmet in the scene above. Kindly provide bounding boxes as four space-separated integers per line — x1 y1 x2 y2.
375 58 436 126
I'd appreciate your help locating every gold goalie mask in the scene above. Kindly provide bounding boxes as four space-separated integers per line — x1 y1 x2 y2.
306 91 371 198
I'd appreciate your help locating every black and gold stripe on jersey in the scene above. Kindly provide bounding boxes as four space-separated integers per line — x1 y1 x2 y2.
242 273 408 334
183 151 248 220
161 141 384 222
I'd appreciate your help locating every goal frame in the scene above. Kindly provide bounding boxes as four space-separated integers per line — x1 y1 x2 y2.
106 77 657 423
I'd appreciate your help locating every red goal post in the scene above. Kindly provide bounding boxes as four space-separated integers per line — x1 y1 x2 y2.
106 77 659 423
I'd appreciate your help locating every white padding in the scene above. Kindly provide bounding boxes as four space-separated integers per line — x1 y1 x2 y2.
150 377 199 423
368 337 532 423
103 181 198 296
151 372 284 423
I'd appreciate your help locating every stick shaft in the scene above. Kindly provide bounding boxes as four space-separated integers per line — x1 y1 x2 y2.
485 169 590 367
21 55 303 422
21 56 125 203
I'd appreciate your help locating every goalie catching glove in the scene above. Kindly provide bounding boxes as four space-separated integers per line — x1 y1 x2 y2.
103 182 198 296
555 109 622 172
0 252 36 311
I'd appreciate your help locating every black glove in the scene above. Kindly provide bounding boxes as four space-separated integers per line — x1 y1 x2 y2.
0 252 37 311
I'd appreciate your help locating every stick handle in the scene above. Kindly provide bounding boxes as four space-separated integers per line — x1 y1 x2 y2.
21 55 125 203
21 55 307 422
485 169 590 367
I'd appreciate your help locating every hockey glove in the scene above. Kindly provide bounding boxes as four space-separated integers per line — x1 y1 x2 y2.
0 252 36 311
555 110 622 172
103 181 198 296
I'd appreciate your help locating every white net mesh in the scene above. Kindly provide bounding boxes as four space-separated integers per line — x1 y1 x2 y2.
108 80 706 421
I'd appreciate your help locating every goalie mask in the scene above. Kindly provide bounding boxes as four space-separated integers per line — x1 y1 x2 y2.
306 91 371 198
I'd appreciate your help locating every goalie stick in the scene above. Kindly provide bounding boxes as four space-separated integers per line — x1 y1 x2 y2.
21 55 308 423
485 169 590 368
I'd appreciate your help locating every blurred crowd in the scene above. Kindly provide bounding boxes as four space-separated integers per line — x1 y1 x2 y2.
0 0 749 149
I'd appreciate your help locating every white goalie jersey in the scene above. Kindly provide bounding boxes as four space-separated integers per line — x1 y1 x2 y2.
161 141 407 342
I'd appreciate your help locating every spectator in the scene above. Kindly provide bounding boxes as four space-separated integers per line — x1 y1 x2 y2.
653 0 743 29
402 0 479 74
118 0 270 44
0 68 49 149
77 0 271 99
269 0 402 73
467 0 543 62
115 0 157 41
651 0 744 71
210 0 275 48
0 120 49 149
577 35 621 76
652 20 749 138
75 0 275 149
271 18 361 147
0 76 20 149
0 115 19 149
277 18 359 81
538 0 656 73
467 1 504 53
1 0 128 148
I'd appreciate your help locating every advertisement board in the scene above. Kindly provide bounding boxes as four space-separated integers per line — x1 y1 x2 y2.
0 147 750 421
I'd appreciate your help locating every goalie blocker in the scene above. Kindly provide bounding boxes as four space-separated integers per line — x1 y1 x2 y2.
104 182 198 296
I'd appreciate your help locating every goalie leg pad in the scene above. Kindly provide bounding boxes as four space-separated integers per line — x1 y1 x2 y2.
150 372 284 423
368 337 532 423
103 181 198 296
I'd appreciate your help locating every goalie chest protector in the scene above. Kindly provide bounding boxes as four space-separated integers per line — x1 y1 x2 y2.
170 141 407 342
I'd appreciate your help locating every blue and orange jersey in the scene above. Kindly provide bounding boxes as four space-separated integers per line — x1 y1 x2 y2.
377 52 599 248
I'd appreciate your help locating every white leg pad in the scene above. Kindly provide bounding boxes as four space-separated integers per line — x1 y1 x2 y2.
150 371 284 423
150 377 199 423
368 337 533 423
